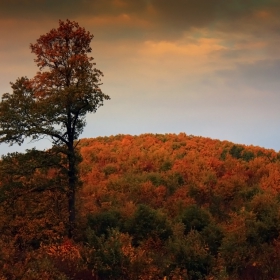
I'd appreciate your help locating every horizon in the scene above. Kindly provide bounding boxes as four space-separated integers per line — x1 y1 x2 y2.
0 131 277 158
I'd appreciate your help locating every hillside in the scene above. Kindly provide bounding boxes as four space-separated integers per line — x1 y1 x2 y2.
79 133 280 217
1 133 280 279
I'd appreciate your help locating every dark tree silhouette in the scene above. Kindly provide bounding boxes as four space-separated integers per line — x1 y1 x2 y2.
0 19 110 238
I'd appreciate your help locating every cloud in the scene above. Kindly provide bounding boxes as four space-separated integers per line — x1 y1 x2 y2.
216 59 280 93
141 37 226 57
1 0 279 39
0 0 148 20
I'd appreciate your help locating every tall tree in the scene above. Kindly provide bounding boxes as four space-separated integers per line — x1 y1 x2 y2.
0 19 110 238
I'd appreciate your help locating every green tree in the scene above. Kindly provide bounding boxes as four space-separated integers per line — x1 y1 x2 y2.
126 204 172 246
0 19 110 238
181 205 210 234
167 230 212 279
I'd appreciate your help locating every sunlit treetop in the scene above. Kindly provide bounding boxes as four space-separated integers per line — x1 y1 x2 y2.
0 19 110 146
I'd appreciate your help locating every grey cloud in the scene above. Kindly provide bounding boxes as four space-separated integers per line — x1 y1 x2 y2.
141 0 280 38
1 0 279 40
216 59 280 93
0 0 147 19
0 0 79 19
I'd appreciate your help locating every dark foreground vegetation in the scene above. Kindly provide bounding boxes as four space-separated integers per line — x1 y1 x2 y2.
1 133 280 279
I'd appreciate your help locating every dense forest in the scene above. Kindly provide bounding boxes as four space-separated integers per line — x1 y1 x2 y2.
1 133 280 279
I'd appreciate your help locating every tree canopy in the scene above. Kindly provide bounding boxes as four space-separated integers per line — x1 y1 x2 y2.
0 19 110 238
0 19 109 146
2 133 280 278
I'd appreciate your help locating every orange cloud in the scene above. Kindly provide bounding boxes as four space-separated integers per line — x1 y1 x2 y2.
84 13 151 29
112 0 128 8
254 10 271 19
141 37 226 57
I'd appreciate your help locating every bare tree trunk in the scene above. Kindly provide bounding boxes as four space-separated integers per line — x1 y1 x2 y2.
67 145 76 239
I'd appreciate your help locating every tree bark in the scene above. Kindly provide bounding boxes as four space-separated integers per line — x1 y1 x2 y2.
67 144 76 239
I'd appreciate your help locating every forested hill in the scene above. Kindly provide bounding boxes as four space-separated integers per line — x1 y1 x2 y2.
77 133 280 278
79 133 280 217
2 133 280 279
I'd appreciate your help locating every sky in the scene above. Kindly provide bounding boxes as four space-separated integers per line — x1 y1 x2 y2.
0 0 280 155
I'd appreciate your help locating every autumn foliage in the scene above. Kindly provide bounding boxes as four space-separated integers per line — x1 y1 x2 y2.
0 20 109 239
1 133 280 279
